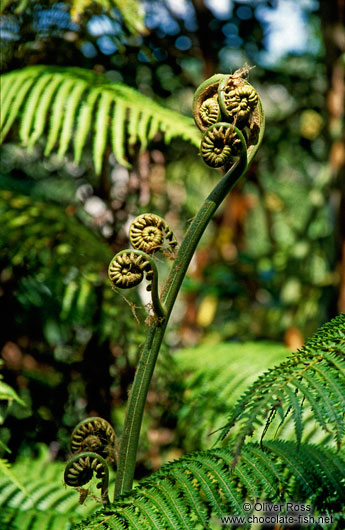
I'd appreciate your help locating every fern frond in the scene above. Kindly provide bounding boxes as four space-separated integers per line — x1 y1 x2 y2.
0 460 29 498
72 441 345 529
218 314 345 450
174 341 290 451
1 66 200 175
0 506 73 530
0 447 100 530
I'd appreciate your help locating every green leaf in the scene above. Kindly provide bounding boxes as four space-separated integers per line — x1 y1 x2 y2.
1 66 200 175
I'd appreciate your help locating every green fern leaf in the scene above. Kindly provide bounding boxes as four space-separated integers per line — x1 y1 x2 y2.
73 89 101 165
27 76 64 150
117 505 150 530
218 314 345 449
1 66 200 175
71 441 345 529
302 371 344 444
44 77 75 156
93 91 113 175
152 480 195 530
19 73 53 145
183 460 223 516
132 498 165 530
0 76 36 142
111 100 130 168
140 485 183 530
169 469 209 528
284 385 303 446
0 461 29 498
57 81 88 158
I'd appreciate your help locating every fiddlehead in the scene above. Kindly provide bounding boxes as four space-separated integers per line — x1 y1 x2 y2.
193 69 264 165
108 249 165 318
219 83 258 126
192 73 224 132
64 452 110 504
129 213 178 255
70 417 116 462
200 122 243 169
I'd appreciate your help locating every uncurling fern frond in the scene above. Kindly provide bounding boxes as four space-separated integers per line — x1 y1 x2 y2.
218 313 345 451
71 441 345 529
0 66 200 175
0 0 146 35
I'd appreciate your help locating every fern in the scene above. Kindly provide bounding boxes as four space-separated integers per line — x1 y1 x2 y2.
218 313 345 451
0 66 200 175
0 460 29 498
174 341 290 451
0 446 101 530
70 441 345 529
0 0 146 34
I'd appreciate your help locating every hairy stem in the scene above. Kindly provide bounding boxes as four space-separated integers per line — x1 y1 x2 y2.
114 131 248 498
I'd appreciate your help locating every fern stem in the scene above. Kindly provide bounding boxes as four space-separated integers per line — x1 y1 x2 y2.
114 131 249 498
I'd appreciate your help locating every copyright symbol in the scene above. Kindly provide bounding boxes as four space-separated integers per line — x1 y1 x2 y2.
243 503 251 511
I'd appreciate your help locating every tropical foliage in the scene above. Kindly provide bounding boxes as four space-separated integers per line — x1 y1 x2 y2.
1 0 344 529
0 316 344 529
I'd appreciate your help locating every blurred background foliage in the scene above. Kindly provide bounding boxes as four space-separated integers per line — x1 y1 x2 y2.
0 0 344 480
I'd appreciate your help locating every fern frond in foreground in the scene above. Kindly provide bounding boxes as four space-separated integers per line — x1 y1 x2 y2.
0 447 100 530
71 441 345 530
218 313 345 450
0 66 200 174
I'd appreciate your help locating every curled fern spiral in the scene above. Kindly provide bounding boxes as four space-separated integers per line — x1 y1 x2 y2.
108 249 165 318
200 123 242 168
64 452 109 503
220 84 258 125
70 417 116 462
108 250 154 289
129 213 177 254
199 96 220 128
193 71 264 170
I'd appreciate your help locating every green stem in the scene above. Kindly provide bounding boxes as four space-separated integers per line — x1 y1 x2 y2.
114 130 249 498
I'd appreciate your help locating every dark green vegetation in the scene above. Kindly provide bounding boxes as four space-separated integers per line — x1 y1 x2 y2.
0 316 344 528
0 0 344 528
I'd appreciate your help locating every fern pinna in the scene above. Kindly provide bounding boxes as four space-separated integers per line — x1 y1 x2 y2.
0 66 200 175
218 313 345 452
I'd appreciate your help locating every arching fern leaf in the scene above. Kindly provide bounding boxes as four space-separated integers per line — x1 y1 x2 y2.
218 313 345 452
72 441 345 529
0 66 200 175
